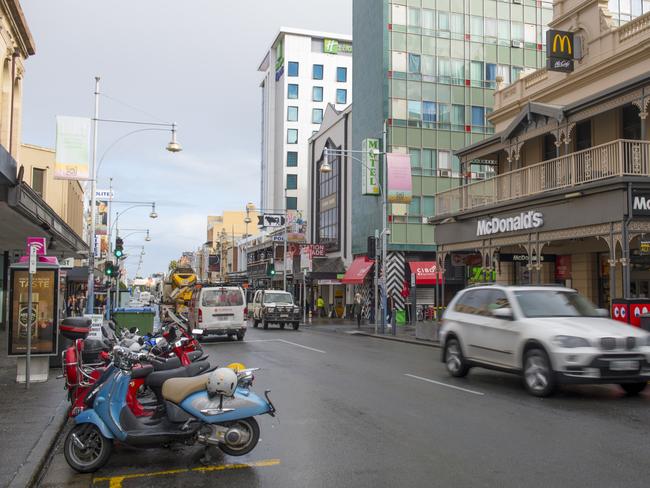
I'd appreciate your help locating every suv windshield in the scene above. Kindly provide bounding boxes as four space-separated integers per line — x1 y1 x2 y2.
264 292 293 304
514 290 599 318
202 289 243 307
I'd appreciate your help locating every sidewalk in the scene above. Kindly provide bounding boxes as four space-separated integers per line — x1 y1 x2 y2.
304 317 440 348
0 330 69 488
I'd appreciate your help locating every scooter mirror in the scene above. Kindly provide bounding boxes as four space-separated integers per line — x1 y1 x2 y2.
192 329 204 335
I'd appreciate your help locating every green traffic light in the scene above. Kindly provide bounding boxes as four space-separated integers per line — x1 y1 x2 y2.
114 249 123 258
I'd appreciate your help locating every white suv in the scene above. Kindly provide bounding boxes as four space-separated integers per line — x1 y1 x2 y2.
440 285 650 397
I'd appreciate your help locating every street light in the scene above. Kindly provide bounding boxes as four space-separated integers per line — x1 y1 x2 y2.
166 123 182 153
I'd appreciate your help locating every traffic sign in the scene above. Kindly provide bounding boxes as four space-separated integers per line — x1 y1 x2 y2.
272 235 284 242
258 214 286 227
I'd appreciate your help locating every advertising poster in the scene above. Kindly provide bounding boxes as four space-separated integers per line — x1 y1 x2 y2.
95 199 108 235
8 268 58 356
387 153 413 204
54 116 91 180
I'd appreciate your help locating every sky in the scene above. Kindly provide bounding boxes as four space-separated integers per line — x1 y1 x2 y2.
20 0 352 277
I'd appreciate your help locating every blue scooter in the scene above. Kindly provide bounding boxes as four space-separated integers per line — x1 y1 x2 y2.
64 347 275 473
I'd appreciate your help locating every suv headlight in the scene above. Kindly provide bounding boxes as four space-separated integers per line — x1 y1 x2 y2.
553 335 591 348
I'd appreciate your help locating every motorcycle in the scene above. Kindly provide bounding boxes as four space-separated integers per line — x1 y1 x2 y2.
64 347 275 473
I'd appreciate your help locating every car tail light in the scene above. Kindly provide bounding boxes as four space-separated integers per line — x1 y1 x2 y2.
244 307 248 317
198 309 203 323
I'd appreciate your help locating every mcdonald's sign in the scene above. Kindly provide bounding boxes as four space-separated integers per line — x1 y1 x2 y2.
547 30 575 72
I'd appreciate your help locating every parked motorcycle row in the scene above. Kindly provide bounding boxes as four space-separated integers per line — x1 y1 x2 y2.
60 315 276 473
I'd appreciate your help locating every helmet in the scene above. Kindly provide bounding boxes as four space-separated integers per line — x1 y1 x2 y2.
207 368 238 397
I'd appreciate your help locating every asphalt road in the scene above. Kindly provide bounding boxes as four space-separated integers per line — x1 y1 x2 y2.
40 325 650 488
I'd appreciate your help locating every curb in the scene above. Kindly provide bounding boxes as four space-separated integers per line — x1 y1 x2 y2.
9 397 69 488
348 330 441 348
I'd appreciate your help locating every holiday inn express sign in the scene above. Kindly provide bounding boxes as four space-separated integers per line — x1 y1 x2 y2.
476 211 544 237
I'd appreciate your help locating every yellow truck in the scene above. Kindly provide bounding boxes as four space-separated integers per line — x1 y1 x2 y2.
162 267 197 317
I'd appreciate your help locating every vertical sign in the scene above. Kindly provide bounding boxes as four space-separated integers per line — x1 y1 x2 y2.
546 30 575 73
29 246 37 275
54 116 91 180
387 153 413 204
362 138 380 195
275 38 284 81
26 237 46 256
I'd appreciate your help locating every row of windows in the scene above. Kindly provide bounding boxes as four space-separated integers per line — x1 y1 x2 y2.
287 84 348 104
288 61 348 82
392 99 491 127
607 0 650 25
287 106 324 124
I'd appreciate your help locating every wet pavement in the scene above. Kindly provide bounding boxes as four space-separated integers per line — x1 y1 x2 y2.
39 326 650 487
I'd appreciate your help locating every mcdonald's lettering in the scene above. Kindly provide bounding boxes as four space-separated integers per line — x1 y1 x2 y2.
546 30 574 60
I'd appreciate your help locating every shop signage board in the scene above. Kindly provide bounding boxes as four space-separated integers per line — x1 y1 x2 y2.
323 38 352 54
632 191 650 216
54 116 91 180
362 138 380 195
26 237 47 256
476 211 544 237
641 241 650 255
546 30 575 73
258 214 286 227
387 153 413 204
499 254 556 263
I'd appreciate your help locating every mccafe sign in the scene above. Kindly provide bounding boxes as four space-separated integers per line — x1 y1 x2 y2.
547 30 575 73
476 211 544 237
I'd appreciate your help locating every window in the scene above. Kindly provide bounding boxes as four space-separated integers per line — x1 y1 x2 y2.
286 174 298 190
408 53 421 73
543 134 557 161
288 61 299 77
312 108 323 124
485 63 497 87
336 67 347 82
470 61 483 87
438 150 451 170
287 151 298 167
472 106 485 127
313 64 323 80
336 89 347 104
287 106 298 121
422 196 435 215
423 101 437 125
312 86 323 102
408 100 421 120
409 196 421 215
623 104 641 139
576 120 592 151
287 129 298 144
408 7 421 27
286 197 298 210
454 289 492 315
288 84 299 99
32 168 45 197
451 104 465 130
318 144 340 251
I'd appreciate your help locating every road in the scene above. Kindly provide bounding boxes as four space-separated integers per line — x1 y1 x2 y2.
40 325 650 488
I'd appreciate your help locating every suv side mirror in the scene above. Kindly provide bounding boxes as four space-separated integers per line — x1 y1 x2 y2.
492 308 514 320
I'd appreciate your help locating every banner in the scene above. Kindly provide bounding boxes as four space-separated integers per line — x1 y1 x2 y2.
362 138 380 195
387 153 412 204
95 199 108 235
54 116 91 180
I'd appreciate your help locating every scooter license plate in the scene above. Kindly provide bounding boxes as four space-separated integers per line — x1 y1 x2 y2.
610 360 639 371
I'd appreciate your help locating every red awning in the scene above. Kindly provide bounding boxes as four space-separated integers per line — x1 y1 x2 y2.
409 261 444 285
341 257 374 284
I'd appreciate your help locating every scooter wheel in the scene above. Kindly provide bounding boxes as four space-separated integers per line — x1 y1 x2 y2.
218 417 260 456
64 424 113 473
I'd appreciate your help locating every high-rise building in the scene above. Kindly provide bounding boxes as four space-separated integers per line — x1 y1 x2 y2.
351 0 554 308
258 28 352 217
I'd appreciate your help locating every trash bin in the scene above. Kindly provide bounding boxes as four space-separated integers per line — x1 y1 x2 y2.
112 307 155 335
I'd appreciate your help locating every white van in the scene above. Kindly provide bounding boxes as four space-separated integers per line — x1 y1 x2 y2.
189 286 247 341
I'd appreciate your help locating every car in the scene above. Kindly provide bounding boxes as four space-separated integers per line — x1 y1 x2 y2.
188 285 247 341
439 285 650 397
250 289 301 330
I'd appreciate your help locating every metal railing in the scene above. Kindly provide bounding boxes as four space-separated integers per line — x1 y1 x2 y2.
435 139 650 217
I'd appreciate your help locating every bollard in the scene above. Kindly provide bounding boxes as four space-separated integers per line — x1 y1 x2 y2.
308 310 312 324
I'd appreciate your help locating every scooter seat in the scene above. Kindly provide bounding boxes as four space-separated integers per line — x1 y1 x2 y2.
132 364 154 379
151 356 182 371
145 361 210 389
187 350 204 362
162 373 210 405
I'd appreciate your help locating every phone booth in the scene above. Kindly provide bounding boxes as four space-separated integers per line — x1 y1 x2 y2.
611 299 650 327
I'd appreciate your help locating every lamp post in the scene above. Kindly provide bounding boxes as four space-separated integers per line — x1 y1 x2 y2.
86 76 180 314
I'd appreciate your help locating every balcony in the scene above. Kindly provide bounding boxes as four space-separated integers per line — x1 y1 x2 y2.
435 139 650 217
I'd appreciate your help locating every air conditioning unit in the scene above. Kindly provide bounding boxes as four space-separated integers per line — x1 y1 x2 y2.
511 40 523 48
439 169 451 177
513 0 522 4
421 217 429 224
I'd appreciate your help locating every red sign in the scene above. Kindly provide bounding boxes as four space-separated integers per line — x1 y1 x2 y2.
409 261 444 285
555 255 572 280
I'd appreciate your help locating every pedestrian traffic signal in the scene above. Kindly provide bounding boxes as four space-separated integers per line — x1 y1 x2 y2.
114 237 124 258
104 261 116 277
266 263 276 276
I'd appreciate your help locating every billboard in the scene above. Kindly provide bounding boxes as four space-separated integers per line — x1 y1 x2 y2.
547 30 575 73
54 116 91 180
362 138 380 195
387 153 413 204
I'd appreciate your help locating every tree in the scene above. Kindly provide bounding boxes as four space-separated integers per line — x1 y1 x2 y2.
168 260 178 273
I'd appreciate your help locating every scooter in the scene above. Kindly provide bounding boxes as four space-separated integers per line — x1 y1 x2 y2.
64 347 275 473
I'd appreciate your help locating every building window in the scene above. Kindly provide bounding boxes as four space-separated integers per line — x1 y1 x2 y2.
287 106 298 121
313 86 323 102
336 89 347 104
288 84 299 99
287 129 298 144
622 104 642 140
312 108 323 124
423 101 437 126
408 54 421 73
317 143 340 252
543 134 557 161
288 61 299 77
576 120 592 151
32 168 45 197
286 196 298 210
408 100 421 120
287 151 298 167
286 174 298 190
438 150 451 171
336 67 347 82
471 106 485 130
313 64 323 80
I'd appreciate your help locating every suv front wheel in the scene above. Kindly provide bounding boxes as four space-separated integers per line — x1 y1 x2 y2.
523 348 556 397
444 338 470 378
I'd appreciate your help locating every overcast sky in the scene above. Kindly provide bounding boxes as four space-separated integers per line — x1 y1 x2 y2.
20 0 351 277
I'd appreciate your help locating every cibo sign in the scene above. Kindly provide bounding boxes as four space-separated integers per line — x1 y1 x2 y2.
476 211 544 237
546 30 575 73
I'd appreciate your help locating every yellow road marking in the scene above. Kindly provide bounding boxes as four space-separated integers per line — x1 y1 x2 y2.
93 458 281 488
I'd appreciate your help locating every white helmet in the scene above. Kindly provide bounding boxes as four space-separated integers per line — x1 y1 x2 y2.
207 368 238 397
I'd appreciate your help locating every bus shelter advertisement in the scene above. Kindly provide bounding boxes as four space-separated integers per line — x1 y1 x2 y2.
8 268 59 356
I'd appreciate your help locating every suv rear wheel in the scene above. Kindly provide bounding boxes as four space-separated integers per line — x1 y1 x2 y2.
444 338 469 378
523 348 556 397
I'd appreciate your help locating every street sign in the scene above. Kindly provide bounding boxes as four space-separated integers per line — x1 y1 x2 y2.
272 235 284 242
26 237 46 256
29 246 37 275
258 214 286 227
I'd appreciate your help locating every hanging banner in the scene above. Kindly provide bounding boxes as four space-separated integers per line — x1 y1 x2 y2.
387 153 413 204
95 199 108 235
54 116 91 180
362 138 380 195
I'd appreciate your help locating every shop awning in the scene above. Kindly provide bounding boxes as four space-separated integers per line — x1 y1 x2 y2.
409 261 444 285
341 257 374 284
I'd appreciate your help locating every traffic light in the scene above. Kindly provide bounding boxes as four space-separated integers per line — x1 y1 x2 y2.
104 261 115 277
266 263 276 277
114 237 124 259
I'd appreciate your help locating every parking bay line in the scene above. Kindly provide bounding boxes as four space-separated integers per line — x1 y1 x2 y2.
405 373 485 396
93 458 281 488
207 338 326 354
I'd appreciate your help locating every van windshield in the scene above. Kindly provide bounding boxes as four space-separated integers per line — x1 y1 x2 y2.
202 289 243 307
264 292 293 304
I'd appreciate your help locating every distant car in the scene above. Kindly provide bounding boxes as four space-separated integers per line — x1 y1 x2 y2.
250 290 301 330
440 285 650 397
188 286 247 341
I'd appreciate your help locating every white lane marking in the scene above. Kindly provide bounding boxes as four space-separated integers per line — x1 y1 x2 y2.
404 373 485 396
276 339 326 354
